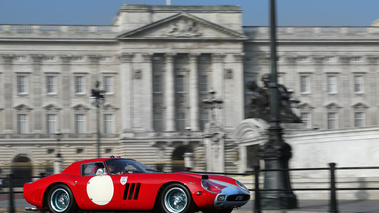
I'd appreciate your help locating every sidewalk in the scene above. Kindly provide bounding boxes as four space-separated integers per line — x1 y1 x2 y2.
1 197 379 213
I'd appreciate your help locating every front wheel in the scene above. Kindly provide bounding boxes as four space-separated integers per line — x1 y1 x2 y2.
46 184 78 213
158 183 194 213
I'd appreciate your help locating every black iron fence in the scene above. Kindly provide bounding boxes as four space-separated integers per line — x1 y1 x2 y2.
2 163 379 213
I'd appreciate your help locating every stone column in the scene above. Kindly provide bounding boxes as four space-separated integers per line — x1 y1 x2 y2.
367 56 379 125
60 55 72 133
2 55 14 133
165 53 176 132
141 53 153 131
189 53 200 131
120 53 134 134
31 55 44 133
229 53 245 127
339 56 351 128
211 53 225 123
312 56 324 129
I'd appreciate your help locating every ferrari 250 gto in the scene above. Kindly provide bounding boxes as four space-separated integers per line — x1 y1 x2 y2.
24 156 250 213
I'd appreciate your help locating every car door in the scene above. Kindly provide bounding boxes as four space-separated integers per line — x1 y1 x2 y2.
75 162 121 210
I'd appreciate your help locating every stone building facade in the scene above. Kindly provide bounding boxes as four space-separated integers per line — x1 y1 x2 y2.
0 4 378 179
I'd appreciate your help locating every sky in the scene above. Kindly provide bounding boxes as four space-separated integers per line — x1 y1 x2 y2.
0 0 378 27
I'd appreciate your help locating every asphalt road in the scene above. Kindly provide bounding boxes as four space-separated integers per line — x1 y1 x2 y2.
2 196 379 213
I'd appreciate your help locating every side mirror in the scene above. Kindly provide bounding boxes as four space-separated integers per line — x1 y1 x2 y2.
96 168 105 176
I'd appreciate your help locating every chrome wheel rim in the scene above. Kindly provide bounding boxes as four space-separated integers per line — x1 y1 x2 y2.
164 187 188 213
50 188 70 212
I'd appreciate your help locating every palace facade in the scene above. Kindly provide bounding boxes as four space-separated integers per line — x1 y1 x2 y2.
0 4 378 180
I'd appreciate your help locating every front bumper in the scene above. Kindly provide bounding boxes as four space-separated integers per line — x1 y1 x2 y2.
213 187 250 208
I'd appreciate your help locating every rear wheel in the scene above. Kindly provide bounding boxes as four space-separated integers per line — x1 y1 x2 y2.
46 184 78 213
158 183 194 213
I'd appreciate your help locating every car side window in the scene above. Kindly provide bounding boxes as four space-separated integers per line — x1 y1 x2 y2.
81 162 105 176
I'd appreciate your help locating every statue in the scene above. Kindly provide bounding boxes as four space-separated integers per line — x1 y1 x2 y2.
246 73 302 123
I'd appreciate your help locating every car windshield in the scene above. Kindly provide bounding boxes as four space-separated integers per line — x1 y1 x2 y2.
105 159 159 174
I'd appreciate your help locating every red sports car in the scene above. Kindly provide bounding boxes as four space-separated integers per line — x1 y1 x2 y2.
24 157 250 213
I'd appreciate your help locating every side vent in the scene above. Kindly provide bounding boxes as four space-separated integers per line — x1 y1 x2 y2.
123 183 141 200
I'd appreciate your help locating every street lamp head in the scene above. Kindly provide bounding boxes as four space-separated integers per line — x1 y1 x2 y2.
98 97 105 105
89 96 96 104
55 131 62 139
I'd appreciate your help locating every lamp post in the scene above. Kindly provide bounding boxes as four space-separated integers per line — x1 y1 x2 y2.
259 0 297 209
89 81 105 158
54 131 63 174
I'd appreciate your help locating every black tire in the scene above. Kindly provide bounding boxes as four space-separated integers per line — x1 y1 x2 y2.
158 183 194 213
46 184 78 213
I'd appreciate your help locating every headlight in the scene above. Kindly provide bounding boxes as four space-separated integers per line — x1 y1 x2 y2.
201 179 222 193
236 180 249 191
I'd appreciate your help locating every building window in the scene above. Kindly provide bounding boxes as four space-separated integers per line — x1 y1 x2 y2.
75 76 84 94
103 76 114 94
324 56 336 62
47 114 57 134
16 56 26 61
153 113 163 132
18 114 28 134
327 112 338 129
199 75 208 92
200 112 209 131
75 114 86 133
354 76 364 93
46 76 56 94
73 56 83 61
153 75 162 93
297 56 308 62
301 113 311 129
104 114 114 133
327 76 337 94
175 75 185 93
17 76 27 94
354 112 365 127
300 76 310 93
176 113 185 131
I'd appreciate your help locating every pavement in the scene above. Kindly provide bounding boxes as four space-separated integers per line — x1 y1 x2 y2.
1 194 379 213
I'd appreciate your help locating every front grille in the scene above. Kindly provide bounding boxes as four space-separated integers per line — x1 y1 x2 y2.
226 194 250 201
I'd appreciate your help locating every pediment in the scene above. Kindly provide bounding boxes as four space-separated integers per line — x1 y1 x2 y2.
72 104 90 111
14 104 33 111
43 104 62 111
324 103 342 110
352 102 369 110
118 13 247 40
103 104 119 111
297 103 315 110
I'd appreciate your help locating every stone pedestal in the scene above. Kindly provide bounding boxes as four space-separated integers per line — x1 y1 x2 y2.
204 122 225 173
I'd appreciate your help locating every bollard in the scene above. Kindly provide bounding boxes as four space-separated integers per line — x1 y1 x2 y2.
8 174 14 213
329 162 338 213
254 165 261 213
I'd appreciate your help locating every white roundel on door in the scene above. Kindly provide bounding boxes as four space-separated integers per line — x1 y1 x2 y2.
86 175 114 205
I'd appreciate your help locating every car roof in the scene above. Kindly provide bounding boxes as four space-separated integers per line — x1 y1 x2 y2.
61 157 135 175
